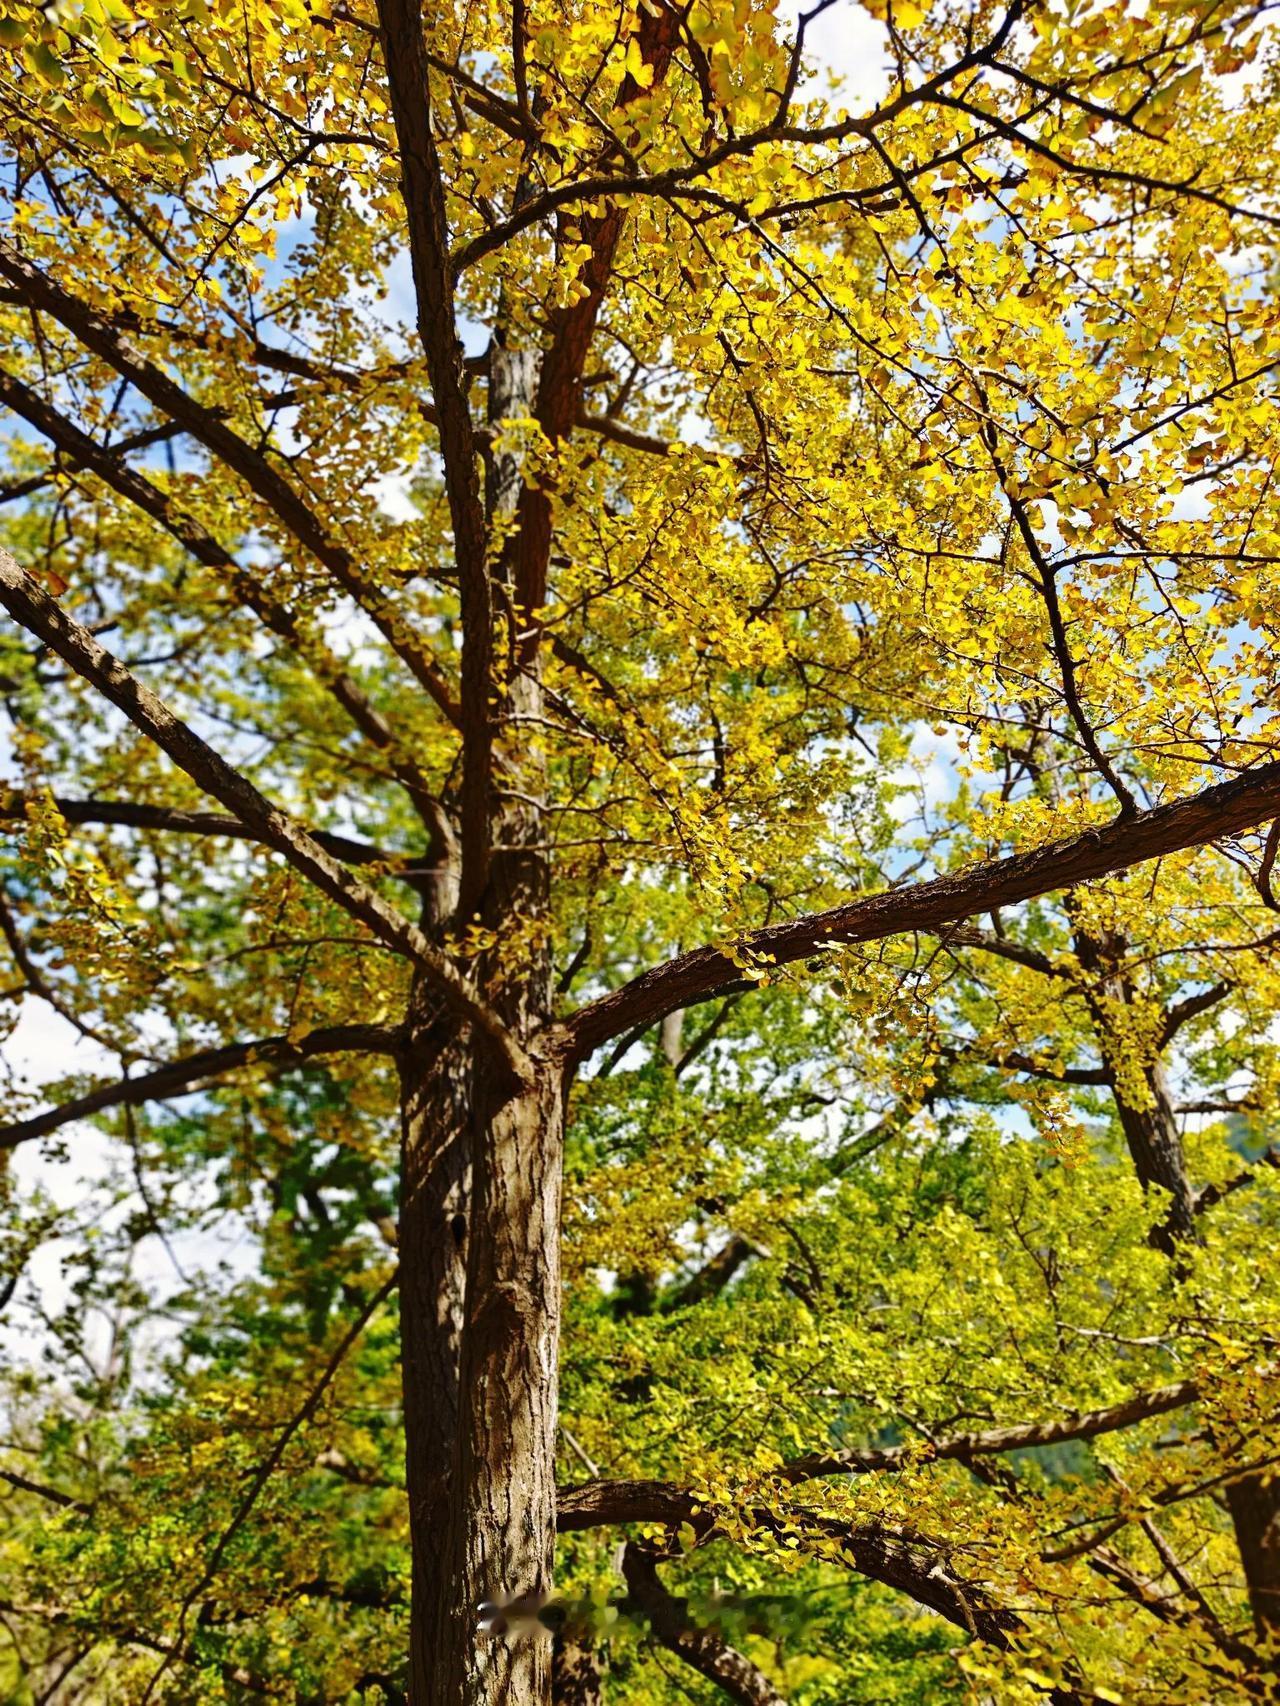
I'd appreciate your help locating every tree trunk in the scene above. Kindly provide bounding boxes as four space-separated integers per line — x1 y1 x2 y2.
551 1632 603 1705
397 920 562 1706
400 1042 565 1703
1107 1055 1196 1250
1112 1058 1280 1644
1071 921 1196 1248
456 1067 565 1701
399 1013 472 1703
397 324 563 1703
1225 1475 1280 1640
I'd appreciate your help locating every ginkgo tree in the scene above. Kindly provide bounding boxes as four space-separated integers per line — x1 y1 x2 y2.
1 0 1279 1700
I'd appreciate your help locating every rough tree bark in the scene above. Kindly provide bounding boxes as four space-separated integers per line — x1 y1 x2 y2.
400 1031 565 1706
1226 1476 1280 1641
551 1633 603 1706
391 192 566 1689
399 1017 472 1703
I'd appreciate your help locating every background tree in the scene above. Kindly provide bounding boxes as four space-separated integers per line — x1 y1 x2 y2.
1 0 1280 1701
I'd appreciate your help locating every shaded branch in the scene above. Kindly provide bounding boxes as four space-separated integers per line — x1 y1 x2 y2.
622 1545 787 1706
0 417 183 506
664 1232 762 1311
0 1023 404 1150
576 408 734 464
0 885 119 1049
506 1 683 680
447 3 1030 276
0 792 400 870
1084 1552 1265 1684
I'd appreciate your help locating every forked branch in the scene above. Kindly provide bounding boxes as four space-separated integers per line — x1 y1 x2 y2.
567 763 1280 1055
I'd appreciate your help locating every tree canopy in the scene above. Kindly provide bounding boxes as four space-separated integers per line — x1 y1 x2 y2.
1 0 1279 1701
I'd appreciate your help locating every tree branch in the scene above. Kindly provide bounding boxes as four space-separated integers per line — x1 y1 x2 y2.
445 3 1031 276
0 241 461 726
664 1232 762 1311
622 1545 787 1706
0 792 400 870
559 1379 1198 1533
0 885 119 1049
1193 1148 1280 1215
0 1467 88 1510
0 551 525 1073
982 419 1137 816
559 1484 1022 1648
0 366 451 842
939 924 1068 978
374 0 495 913
566 763 1280 1056
560 1380 1205 1670
0 1024 404 1150
0 417 183 506
508 1 683 658
991 1051 1110 1087
1158 981 1233 1048
780 1378 1197 1483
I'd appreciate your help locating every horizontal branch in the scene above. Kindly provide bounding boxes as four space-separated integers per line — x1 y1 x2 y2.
993 1051 1110 1087
940 925 1068 978
0 551 526 1075
0 1024 403 1150
559 1483 1021 1648
0 792 398 869
567 765 1280 1056
781 1378 1197 1482
575 408 734 464
559 1378 1197 1532
0 1466 88 1509
560 1376 1201 1665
